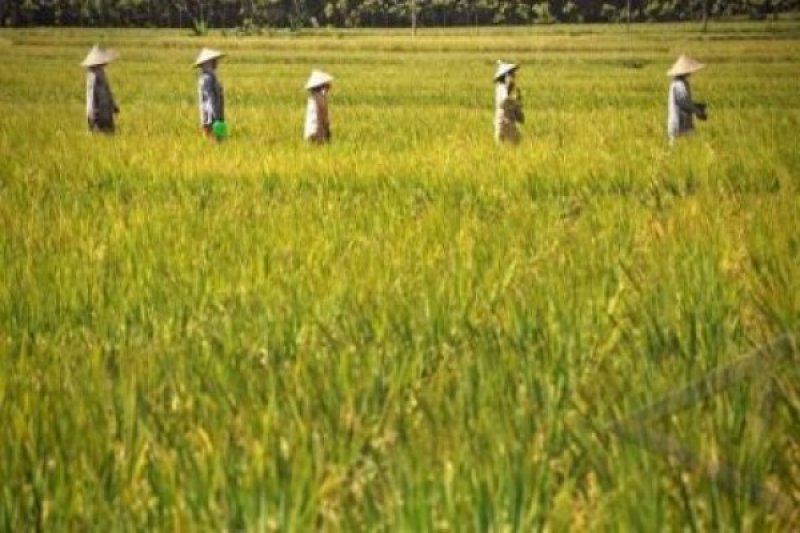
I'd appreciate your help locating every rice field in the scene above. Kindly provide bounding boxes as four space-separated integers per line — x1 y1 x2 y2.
0 21 799 530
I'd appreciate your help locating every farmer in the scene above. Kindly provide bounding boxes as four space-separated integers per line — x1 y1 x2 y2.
304 70 334 144
194 48 225 140
666 55 707 144
82 44 120 134
494 60 524 144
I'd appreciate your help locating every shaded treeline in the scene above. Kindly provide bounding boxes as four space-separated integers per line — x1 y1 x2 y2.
0 0 796 29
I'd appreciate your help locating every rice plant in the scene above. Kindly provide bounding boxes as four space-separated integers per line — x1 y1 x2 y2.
0 22 798 530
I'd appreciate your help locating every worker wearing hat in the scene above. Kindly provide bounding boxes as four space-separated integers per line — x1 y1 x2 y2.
194 48 226 139
82 45 120 134
667 55 707 144
304 70 334 144
494 60 524 144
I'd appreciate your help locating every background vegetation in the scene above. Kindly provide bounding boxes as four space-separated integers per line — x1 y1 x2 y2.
0 21 799 530
2 0 799 29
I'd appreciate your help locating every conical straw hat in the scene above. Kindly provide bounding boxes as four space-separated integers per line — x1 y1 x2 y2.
81 44 119 67
494 60 519 81
194 48 225 67
305 69 334 90
666 55 705 77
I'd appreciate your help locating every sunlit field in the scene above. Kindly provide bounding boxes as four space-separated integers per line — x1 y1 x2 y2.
1 22 799 529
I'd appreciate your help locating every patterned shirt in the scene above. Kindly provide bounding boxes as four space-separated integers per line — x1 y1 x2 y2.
494 82 522 144
86 68 117 123
198 69 224 127
304 91 330 143
667 77 699 140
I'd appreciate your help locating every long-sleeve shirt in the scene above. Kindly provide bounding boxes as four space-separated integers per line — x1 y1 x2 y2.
667 77 700 141
494 82 521 144
304 91 330 143
86 68 117 127
198 70 224 127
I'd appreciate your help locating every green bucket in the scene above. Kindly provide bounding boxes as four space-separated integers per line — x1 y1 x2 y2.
211 120 228 140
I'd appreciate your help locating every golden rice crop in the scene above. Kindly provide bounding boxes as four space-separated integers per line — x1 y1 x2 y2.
0 22 798 530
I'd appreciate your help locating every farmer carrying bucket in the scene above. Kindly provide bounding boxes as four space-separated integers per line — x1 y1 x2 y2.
82 44 120 134
494 60 524 145
304 69 334 144
666 55 708 144
194 48 227 141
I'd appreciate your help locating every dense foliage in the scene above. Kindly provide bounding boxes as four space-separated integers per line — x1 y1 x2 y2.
1 0 798 28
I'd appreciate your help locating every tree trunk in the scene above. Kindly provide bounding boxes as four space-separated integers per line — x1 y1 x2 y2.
626 0 631 31
411 0 416 36
701 0 708 32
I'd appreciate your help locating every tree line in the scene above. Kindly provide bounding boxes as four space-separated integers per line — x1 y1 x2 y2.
1 0 796 29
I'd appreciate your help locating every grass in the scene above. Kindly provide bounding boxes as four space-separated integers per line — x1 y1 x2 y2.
0 22 799 530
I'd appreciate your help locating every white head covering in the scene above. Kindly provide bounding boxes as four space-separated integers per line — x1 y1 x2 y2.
194 48 225 67
305 69 334 90
81 44 119 68
494 60 519 82
667 55 705 77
